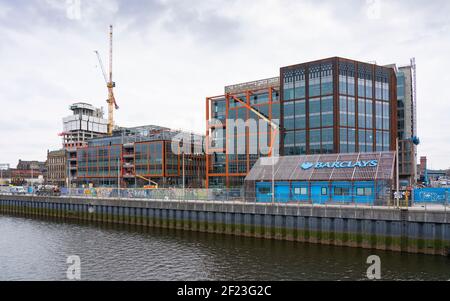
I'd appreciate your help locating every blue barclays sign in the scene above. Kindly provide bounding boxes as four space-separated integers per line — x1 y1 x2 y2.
301 160 378 170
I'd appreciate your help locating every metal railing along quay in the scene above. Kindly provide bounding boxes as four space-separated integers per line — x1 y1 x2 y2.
0 186 449 211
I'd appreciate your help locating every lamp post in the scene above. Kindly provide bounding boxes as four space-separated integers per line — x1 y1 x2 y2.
272 155 275 204
182 150 185 198
396 137 400 208
117 156 120 196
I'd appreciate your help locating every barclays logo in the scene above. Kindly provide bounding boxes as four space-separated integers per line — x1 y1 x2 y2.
301 160 378 170
301 162 314 170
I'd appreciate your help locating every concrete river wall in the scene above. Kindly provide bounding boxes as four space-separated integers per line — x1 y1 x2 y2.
1 195 449 256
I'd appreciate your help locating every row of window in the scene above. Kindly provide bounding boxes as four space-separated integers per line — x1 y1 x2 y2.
284 76 390 101
260 186 373 196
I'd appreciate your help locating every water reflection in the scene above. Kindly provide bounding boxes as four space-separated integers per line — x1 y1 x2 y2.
0 216 449 281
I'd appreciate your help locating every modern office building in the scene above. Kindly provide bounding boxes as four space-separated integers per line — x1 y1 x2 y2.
46 149 67 187
393 60 418 187
281 57 397 155
72 125 206 188
206 57 398 188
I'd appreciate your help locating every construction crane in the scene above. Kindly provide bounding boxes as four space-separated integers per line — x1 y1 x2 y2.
95 25 119 136
228 93 279 157
410 57 417 138
135 174 159 189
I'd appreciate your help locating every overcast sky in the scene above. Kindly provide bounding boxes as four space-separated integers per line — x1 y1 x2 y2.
0 0 449 169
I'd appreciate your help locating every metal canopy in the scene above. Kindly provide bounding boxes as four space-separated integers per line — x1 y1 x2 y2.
245 152 395 182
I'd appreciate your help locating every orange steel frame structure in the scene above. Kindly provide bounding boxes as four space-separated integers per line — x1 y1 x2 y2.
206 86 280 188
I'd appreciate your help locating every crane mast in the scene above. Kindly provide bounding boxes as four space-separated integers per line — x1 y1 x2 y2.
107 25 119 135
95 25 119 136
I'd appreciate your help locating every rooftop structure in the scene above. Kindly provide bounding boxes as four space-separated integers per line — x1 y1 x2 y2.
62 102 109 149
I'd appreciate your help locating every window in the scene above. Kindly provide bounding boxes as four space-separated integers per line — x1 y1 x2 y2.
272 103 280 120
322 128 333 144
335 187 350 196
255 93 269 104
310 129 321 154
340 96 347 126
358 130 365 151
283 101 295 117
294 187 308 195
339 75 347 94
284 117 295 130
309 98 320 113
321 113 333 127
309 98 321 128
358 78 365 97
321 187 328 195
309 114 320 128
348 97 355 127
309 78 320 97
284 73 294 101
356 187 373 196
348 77 355 96
321 96 333 127
356 188 365 196
284 131 295 147
258 187 271 194
295 130 306 145
294 70 306 99
294 100 306 129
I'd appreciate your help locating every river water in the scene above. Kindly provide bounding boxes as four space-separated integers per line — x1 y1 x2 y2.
0 215 449 281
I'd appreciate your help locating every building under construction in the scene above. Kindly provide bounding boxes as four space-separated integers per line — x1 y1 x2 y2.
61 102 109 149
70 125 206 188
206 77 281 188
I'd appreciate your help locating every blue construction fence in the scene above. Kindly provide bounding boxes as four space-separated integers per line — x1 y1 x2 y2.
413 188 450 204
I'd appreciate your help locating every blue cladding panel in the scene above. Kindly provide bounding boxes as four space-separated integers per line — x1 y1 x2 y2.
353 181 375 204
275 182 290 203
256 182 272 203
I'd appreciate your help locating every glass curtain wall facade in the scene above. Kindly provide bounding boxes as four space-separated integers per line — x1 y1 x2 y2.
75 139 205 188
280 57 397 156
206 83 280 188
